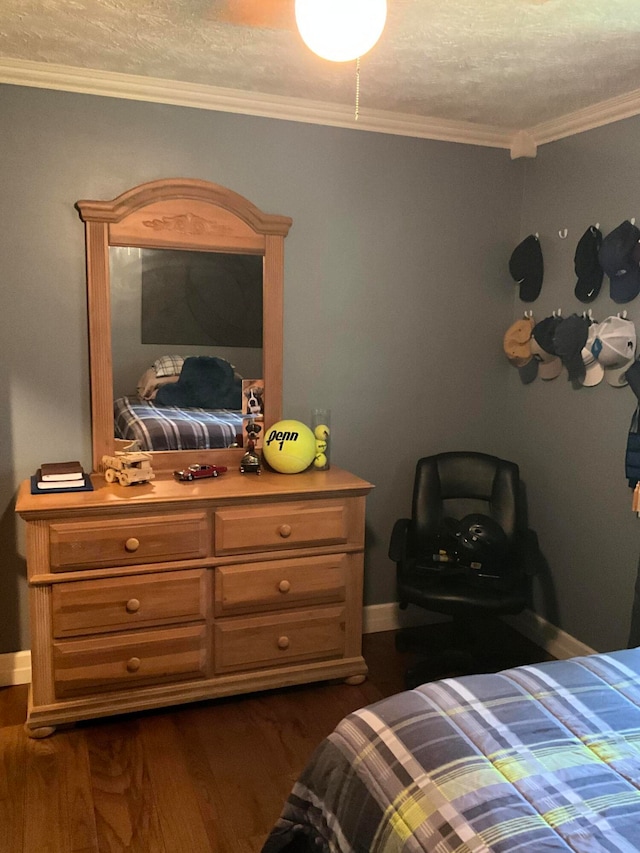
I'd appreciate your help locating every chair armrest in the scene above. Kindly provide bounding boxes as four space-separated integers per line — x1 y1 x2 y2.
389 518 411 563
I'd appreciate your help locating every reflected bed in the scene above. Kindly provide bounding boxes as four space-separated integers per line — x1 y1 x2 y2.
262 649 640 853
114 396 243 451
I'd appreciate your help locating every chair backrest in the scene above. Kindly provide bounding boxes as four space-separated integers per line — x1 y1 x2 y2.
411 451 520 555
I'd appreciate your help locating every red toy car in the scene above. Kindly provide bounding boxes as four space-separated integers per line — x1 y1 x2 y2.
174 463 228 481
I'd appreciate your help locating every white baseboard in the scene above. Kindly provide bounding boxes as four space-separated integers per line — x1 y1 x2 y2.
502 610 596 660
363 602 597 660
0 608 595 688
363 603 448 634
0 649 31 686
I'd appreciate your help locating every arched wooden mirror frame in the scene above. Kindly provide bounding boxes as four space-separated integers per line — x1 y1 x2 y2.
77 178 292 474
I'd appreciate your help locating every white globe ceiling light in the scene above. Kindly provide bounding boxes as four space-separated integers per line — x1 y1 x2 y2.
295 0 387 63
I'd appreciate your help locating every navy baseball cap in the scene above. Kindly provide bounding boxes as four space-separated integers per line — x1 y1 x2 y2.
509 235 543 302
553 314 590 382
598 220 640 304
574 225 603 303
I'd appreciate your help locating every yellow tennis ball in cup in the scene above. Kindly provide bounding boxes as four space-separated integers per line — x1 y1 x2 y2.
314 423 330 440
314 452 328 469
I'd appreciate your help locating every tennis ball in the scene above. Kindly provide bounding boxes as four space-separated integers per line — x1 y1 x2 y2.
263 419 316 474
314 423 330 440
315 438 327 453
314 453 328 469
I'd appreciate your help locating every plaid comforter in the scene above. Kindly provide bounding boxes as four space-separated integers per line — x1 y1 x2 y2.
262 649 640 852
114 396 243 451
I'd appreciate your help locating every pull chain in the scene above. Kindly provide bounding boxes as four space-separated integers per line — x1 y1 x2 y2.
355 57 361 121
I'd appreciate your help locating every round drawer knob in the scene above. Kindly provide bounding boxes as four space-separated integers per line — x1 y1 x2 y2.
126 657 141 672
278 580 291 594
126 598 141 613
124 537 140 552
277 636 290 650
278 524 292 539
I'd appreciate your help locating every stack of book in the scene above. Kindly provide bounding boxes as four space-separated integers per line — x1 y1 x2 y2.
31 461 94 494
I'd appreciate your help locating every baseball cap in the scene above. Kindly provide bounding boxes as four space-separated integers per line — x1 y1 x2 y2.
509 235 543 302
574 226 603 303
503 317 536 382
530 316 563 380
591 315 636 386
598 220 640 304
553 314 590 382
579 322 604 387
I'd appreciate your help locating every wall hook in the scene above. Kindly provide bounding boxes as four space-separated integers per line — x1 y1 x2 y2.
631 218 636 226
552 308 563 318
595 222 600 230
558 228 568 239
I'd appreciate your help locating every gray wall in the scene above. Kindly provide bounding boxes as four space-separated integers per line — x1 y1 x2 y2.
3 88 637 660
0 84 523 654
503 120 640 652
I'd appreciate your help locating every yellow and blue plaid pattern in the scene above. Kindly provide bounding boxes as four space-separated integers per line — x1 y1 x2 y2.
263 649 640 852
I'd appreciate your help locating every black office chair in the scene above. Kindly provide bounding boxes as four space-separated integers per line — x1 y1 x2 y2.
389 451 539 688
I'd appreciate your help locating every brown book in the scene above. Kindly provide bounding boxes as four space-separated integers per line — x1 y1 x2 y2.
40 461 84 481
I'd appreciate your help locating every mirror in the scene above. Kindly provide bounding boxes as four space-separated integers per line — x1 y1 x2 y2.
77 178 292 473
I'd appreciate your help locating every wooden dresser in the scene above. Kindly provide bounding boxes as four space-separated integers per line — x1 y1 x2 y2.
16 466 373 737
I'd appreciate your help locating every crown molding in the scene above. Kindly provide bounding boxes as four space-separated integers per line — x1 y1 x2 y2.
0 58 514 149
2 58 640 157
527 86 640 147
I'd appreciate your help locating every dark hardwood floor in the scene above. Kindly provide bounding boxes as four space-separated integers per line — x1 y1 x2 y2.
0 624 551 853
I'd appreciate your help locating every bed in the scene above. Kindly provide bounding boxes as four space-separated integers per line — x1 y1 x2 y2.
114 396 243 451
113 354 245 451
261 649 640 852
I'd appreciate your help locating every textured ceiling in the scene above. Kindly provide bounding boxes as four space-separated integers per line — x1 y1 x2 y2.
3 1 640 135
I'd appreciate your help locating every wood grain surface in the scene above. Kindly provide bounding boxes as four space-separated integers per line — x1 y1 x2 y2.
0 625 550 853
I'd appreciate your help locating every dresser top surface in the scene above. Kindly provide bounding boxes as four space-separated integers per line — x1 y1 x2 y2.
16 465 374 518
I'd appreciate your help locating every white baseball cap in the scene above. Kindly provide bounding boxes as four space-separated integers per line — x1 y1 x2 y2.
580 322 604 387
591 316 637 387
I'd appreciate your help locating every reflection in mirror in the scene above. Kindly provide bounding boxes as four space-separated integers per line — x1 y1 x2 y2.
110 247 263 404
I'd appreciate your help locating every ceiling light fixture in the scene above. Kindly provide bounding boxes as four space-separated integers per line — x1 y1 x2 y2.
295 0 387 120
294 0 387 63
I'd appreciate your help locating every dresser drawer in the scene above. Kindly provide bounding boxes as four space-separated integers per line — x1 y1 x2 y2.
49 512 209 571
214 606 345 673
53 624 208 698
52 569 207 638
215 555 346 616
213 499 350 555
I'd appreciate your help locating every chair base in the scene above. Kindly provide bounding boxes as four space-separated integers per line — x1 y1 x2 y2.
396 616 544 689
